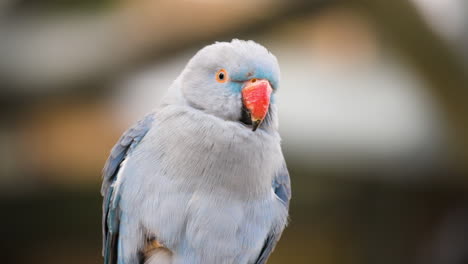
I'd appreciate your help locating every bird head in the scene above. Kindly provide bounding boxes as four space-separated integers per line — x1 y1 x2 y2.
179 39 280 131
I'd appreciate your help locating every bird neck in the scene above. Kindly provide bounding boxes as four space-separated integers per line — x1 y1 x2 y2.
155 105 283 201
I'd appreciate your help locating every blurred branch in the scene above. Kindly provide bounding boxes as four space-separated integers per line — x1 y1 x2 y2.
0 0 332 99
347 0 468 171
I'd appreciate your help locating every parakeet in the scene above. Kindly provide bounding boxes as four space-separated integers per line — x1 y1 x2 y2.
102 39 291 264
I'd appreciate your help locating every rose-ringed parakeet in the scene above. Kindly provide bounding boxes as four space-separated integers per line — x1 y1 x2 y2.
102 39 291 264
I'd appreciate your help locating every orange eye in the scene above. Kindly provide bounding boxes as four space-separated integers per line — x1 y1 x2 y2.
216 69 228 83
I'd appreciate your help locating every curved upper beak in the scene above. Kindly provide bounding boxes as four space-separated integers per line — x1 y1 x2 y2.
241 78 272 131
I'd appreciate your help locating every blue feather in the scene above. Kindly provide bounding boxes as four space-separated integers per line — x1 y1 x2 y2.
255 162 291 264
102 112 155 264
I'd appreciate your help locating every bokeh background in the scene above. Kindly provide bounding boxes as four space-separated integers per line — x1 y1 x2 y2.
1 0 468 263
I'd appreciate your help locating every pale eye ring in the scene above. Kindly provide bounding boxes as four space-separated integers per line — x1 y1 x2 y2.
216 69 228 83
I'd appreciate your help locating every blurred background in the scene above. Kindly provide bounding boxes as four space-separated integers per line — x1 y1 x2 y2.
1 0 467 263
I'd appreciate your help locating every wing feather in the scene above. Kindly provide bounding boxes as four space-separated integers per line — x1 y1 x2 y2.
255 162 291 264
101 113 155 264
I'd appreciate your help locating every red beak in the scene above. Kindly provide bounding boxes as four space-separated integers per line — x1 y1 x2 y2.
241 79 272 131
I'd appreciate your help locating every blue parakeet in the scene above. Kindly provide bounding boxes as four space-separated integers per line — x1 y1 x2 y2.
102 39 291 264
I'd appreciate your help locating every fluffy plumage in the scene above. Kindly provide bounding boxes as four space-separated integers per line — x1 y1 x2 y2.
102 39 290 264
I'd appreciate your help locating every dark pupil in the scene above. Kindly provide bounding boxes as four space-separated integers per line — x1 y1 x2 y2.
218 72 224 80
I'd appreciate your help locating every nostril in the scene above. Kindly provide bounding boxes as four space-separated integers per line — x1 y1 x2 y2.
251 78 257 83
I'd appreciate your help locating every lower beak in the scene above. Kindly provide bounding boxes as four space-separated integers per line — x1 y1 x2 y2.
241 79 272 131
